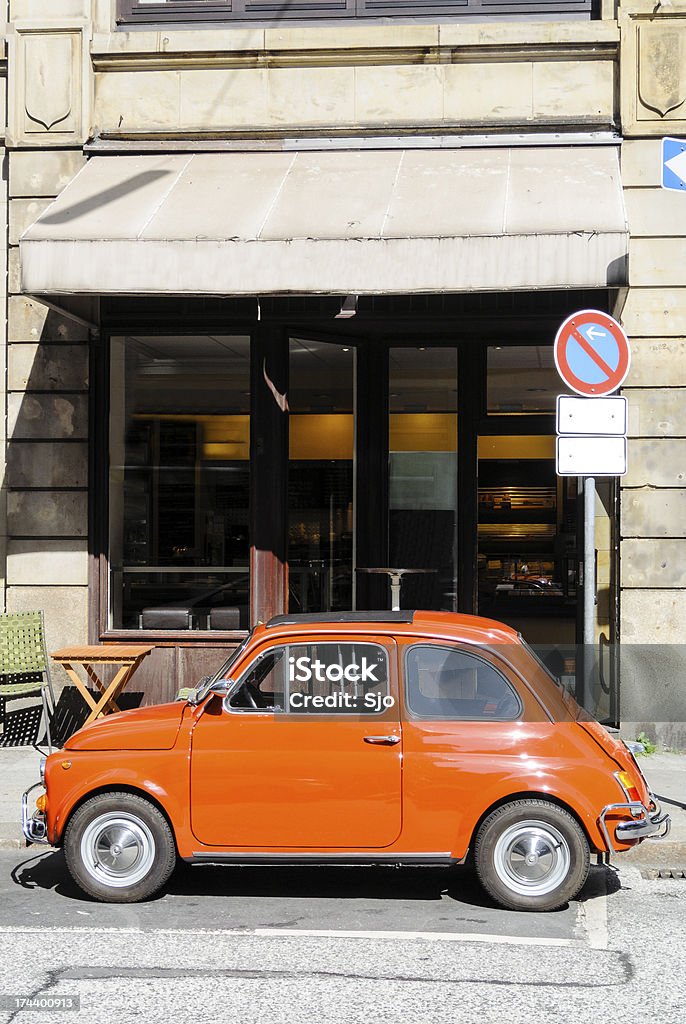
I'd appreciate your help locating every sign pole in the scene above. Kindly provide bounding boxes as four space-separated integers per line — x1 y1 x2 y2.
579 475 596 711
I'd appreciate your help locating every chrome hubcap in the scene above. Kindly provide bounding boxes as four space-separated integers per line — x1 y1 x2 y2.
80 812 156 888
493 819 571 897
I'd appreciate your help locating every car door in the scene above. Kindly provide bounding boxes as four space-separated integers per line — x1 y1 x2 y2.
398 640 528 854
190 636 402 848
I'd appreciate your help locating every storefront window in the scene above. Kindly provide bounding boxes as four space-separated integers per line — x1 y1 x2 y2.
481 343 578 642
288 338 354 613
487 345 560 414
109 335 250 630
388 347 458 611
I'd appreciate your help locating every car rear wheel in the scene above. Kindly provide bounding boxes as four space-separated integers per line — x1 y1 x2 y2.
474 799 590 911
64 792 177 903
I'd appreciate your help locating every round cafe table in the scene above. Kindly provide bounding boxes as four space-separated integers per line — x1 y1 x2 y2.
356 567 436 611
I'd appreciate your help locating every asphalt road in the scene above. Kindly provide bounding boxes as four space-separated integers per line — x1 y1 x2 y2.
0 851 683 1023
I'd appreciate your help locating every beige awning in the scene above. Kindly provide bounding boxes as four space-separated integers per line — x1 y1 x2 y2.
20 147 628 296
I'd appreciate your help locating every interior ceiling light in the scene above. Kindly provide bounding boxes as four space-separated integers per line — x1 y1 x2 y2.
335 295 358 319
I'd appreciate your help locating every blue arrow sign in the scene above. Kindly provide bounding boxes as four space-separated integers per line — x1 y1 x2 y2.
565 323 620 385
662 137 686 192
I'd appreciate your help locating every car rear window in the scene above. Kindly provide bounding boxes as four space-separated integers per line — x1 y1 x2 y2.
404 644 522 721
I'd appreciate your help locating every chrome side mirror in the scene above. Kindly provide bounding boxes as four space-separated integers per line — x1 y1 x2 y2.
209 677 233 698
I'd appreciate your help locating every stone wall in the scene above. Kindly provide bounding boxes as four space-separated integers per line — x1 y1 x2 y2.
619 3 686 747
5 151 90 662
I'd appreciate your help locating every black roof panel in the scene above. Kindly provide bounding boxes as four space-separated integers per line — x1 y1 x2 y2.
266 611 415 628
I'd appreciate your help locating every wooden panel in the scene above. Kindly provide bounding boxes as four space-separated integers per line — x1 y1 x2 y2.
126 645 176 707
178 645 233 691
82 643 241 707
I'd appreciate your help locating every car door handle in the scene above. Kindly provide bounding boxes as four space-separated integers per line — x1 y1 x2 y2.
363 735 400 745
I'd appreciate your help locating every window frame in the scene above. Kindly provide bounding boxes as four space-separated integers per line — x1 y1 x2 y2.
402 641 523 722
225 639 393 716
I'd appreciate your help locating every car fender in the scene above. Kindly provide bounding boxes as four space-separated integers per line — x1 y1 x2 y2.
46 747 191 846
453 766 619 857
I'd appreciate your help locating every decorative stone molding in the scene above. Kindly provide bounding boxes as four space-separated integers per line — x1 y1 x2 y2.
621 7 686 135
7 19 91 147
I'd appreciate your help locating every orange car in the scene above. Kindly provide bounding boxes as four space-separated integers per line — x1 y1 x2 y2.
22 611 670 911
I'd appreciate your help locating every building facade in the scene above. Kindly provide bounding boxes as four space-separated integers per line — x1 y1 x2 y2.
1 0 685 743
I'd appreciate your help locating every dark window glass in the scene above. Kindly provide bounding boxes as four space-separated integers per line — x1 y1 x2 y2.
405 644 521 720
229 648 287 710
288 338 354 614
109 335 250 631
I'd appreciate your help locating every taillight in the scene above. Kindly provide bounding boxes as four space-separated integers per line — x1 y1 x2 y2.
615 770 641 804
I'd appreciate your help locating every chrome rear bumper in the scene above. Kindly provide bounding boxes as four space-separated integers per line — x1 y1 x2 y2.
599 797 671 854
21 782 49 845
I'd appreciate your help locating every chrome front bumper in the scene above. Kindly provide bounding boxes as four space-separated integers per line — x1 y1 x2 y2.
21 782 49 845
599 797 671 854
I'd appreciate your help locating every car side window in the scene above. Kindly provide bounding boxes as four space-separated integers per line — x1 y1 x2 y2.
227 642 391 714
404 644 522 721
227 648 286 711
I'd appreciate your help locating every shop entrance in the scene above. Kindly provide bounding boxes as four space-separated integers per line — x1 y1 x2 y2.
102 292 616 652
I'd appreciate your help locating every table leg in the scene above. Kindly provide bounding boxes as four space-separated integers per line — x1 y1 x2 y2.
86 664 134 724
60 664 99 716
389 572 403 611
84 664 122 716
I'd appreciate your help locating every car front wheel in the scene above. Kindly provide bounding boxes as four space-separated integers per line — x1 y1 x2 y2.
64 792 177 903
474 799 590 912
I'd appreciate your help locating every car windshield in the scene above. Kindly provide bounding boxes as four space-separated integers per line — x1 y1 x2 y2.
195 632 253 701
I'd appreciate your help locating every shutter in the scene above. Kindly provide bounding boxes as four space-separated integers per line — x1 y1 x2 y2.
236 0 355 17
358 1 468 14
358 0 590 14
123 0 592 20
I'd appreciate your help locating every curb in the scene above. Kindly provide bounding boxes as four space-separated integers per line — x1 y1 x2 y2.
0 825 24 850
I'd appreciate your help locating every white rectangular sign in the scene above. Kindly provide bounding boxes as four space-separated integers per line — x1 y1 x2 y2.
556 395 627 436
556 436 627 476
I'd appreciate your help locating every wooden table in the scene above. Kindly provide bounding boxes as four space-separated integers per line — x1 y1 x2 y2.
50 644 155 726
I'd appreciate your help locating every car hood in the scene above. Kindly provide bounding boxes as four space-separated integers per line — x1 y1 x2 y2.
64 702 186 751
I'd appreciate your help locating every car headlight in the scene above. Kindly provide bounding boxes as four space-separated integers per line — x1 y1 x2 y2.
39 757 46 783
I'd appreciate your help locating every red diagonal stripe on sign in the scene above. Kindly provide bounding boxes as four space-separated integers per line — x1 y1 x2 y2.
571 327 615 380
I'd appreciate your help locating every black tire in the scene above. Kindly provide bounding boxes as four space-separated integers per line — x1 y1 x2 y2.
474 799 590 912
63 792 177 903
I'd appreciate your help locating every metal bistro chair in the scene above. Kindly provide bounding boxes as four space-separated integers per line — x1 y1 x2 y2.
0 611 56 751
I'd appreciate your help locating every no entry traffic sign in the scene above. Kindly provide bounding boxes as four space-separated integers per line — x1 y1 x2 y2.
554 310 631 397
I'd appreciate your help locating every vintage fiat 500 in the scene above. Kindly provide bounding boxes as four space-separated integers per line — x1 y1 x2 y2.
22 611 670 911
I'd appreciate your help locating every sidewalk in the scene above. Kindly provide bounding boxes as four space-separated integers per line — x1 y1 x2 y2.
0 745 684 864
